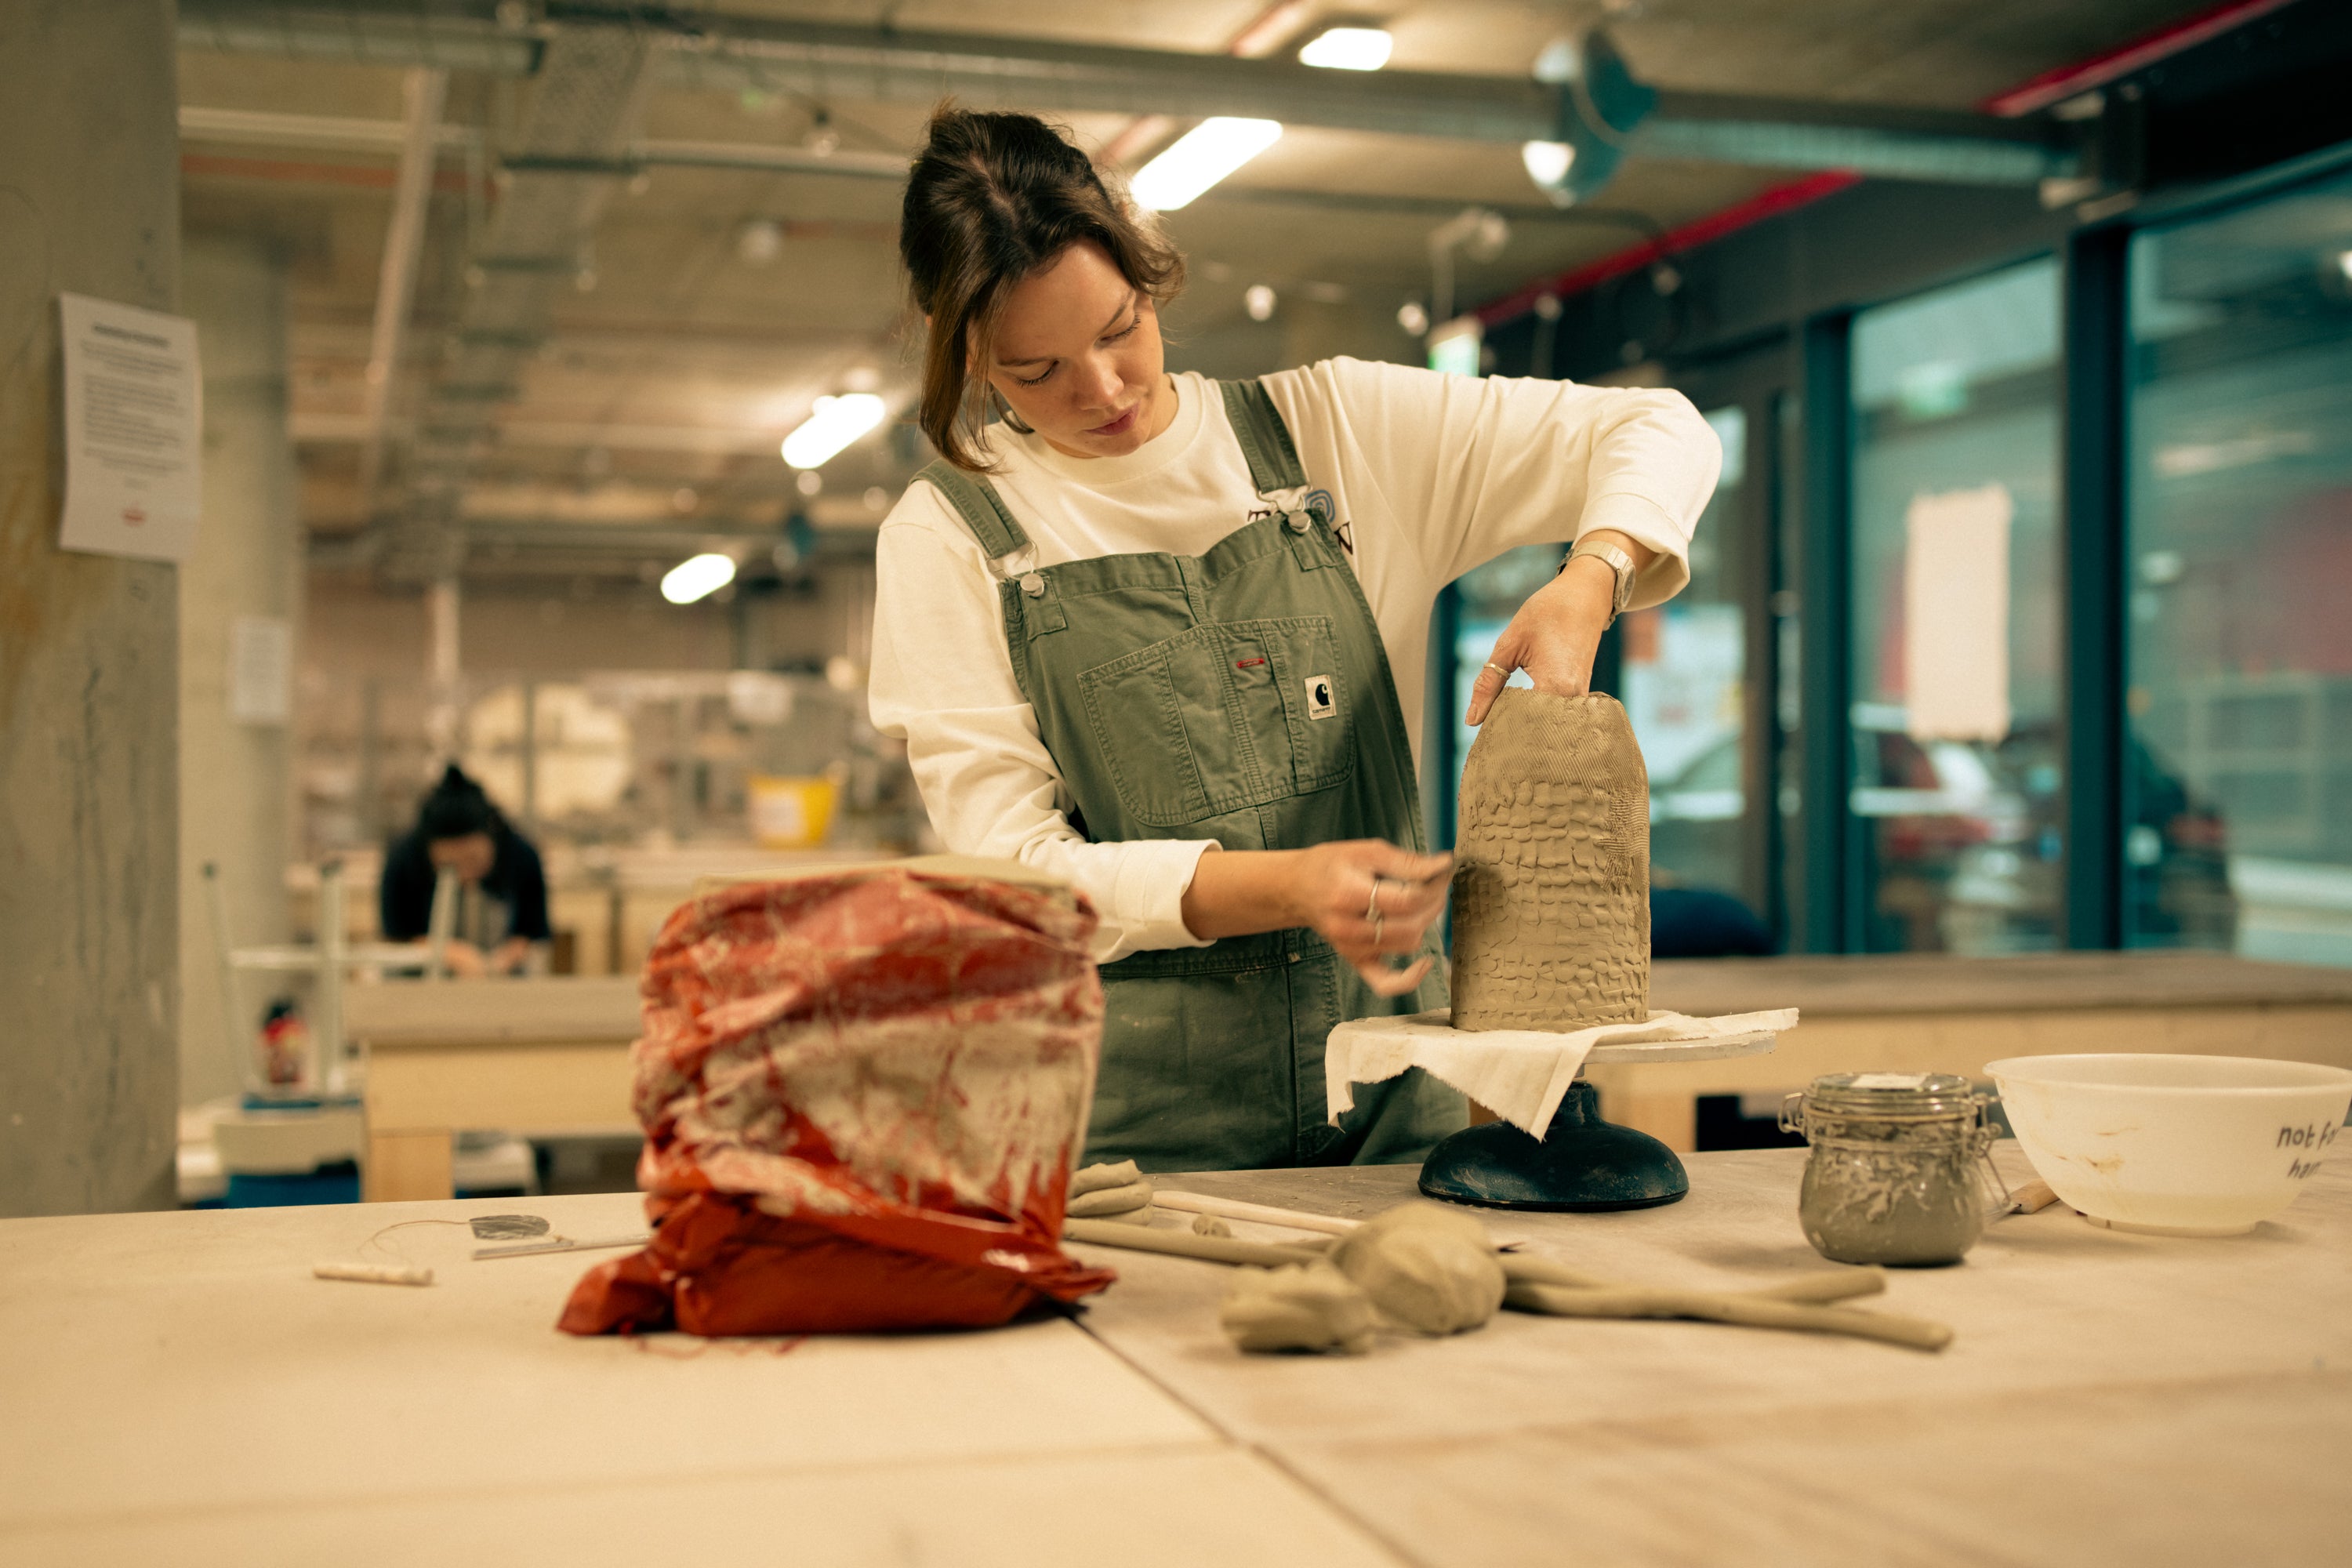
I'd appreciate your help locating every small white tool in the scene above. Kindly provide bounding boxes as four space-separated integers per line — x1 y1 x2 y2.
314 1261 434 1287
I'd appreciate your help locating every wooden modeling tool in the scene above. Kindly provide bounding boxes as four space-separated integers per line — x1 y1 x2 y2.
474 1232 651 1260
1152 1190 1362 1235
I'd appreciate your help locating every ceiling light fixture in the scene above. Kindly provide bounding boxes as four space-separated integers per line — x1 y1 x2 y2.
1244 283 1277 321
737 219 783 264
1130 117 1283 212
660 552 736 605
1298 27 1392 71
1521 140 1576 192
781 392 887 469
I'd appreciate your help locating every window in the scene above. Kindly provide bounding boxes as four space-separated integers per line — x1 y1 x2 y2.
1633 405 1748 898
1849 258 2064 953
2127 172 2352 966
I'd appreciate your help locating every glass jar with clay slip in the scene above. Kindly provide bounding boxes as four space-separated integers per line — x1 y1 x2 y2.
1780 1074 1998 1266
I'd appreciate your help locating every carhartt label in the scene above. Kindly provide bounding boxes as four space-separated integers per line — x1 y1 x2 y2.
1305 674 1336 719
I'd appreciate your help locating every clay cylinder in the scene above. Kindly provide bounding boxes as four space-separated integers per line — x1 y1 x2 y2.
1449 688 1649 1031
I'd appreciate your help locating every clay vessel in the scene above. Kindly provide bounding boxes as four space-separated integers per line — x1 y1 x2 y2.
1449 688 1649 1031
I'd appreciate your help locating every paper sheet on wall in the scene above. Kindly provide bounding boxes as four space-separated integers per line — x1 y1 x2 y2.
57 292 202 563
229 616 292 725
1903 484 2011 743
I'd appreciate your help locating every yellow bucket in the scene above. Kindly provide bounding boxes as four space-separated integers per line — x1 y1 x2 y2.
747 775 837 849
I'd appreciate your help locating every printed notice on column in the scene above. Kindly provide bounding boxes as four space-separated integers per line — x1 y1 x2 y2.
57 292 202 563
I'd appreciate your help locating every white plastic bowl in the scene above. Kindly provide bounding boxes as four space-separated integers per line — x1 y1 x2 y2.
1987 1054 2352 1236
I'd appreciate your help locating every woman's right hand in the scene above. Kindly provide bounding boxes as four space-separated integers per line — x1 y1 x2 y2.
1291 840 1454 997
1181 840 1454 997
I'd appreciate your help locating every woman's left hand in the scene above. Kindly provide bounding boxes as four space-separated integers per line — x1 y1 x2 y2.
1465 530 1653 726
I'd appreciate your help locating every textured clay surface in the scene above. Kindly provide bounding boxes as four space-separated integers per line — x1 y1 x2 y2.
1450 688 1650 1030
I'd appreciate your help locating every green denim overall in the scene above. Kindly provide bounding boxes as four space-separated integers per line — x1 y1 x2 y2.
916 379 1466 1172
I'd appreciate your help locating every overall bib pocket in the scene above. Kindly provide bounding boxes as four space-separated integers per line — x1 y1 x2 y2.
1077 616 1357 828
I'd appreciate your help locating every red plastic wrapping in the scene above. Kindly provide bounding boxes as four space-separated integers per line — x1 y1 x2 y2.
560 866 1116 1337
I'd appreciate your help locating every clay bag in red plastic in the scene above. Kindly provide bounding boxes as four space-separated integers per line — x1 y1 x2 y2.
560 864 1115 1336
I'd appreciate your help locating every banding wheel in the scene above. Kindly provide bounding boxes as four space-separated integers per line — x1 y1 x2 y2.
1416 1030 1775 1210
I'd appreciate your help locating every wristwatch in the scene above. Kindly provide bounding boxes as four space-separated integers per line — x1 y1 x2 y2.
1561 537 1639 620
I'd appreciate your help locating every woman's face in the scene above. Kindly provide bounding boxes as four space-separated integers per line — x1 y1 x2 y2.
983 241 1173 460
428 832 496 884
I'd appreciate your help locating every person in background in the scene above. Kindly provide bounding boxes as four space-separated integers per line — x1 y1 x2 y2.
380 764 550 978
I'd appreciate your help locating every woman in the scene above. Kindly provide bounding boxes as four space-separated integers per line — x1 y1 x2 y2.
379 764 550 978
870 109 1719 1171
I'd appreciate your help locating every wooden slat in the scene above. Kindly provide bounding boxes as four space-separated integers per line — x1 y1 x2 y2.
1653 949 2352 1017
365 1040 634 1134
342 975 642 1045
1587 1004 2352 1150
361 1129 452 1203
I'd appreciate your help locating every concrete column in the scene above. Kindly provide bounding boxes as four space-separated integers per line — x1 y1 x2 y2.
179 236 300 1109
0 1 182 1216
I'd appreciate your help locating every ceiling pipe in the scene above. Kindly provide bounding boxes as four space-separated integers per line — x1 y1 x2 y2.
503 139 907 180
357 67 449 505
382 26 659 584
179 2 2089 192
177 104 906 179
183 104 1697 234
310 518 881 564
179 103 478 154
177 0 539 74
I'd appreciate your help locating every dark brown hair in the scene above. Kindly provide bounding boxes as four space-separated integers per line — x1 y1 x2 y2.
900 106 1185 471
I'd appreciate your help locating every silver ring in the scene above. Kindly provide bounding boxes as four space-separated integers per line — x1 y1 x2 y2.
1365 877 1384 923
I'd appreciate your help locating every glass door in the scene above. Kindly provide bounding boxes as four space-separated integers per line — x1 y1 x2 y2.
2126 169 2352 966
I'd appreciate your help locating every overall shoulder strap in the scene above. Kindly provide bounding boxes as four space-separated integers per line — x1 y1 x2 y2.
1218 378 1308 495
914 459 1030 561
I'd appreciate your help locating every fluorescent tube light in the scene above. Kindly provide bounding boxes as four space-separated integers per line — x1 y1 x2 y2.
780 392 887 469
1131 118 1283 212
1298 27 1392 70
660 552 736 605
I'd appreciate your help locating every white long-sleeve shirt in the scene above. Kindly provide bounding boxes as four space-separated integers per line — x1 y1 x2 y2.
868 358 1719 963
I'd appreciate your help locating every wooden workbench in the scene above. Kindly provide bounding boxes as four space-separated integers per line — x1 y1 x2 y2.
1603 949 2352 1149
3 1151 2343 1564
0 1190 1388 1568
1085 1152 2352 1566
346 976 641 1202
343 952 2352 1196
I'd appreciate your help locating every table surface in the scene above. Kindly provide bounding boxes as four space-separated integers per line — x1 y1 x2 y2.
4 1151 2345 1566
1101 1152 2352 1567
